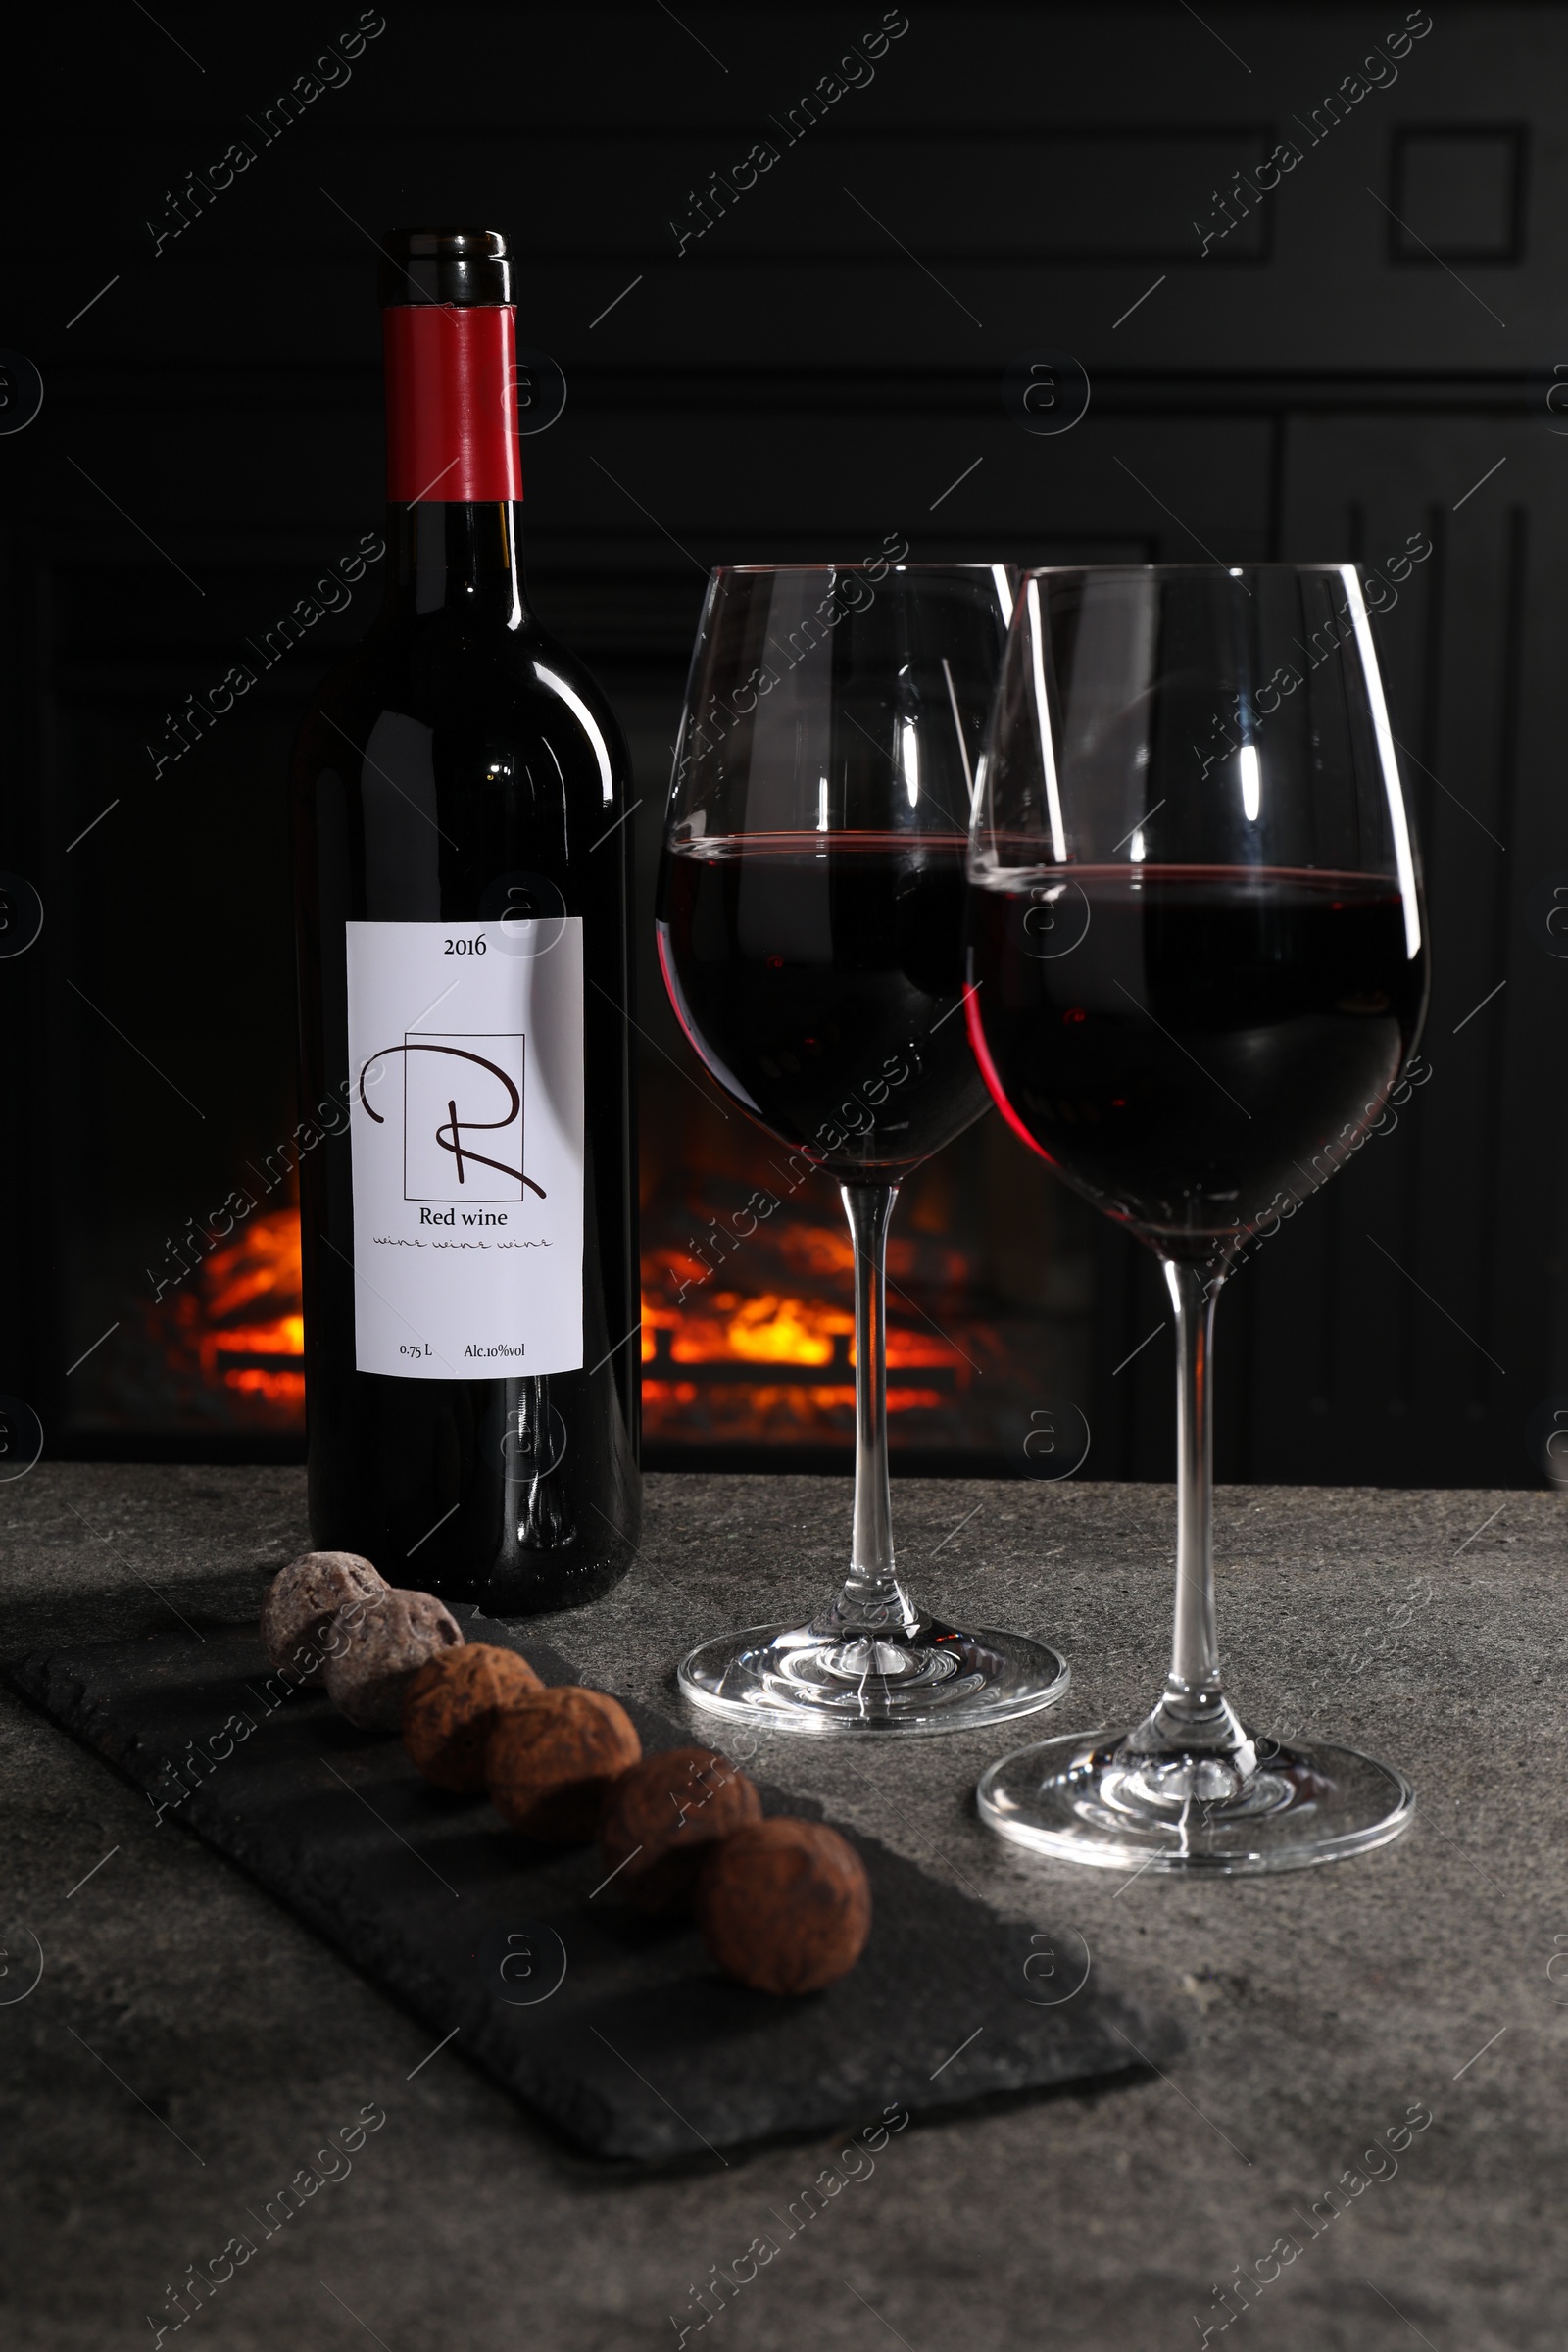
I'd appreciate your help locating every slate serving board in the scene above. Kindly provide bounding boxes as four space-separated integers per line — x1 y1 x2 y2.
9 1612 1180 2161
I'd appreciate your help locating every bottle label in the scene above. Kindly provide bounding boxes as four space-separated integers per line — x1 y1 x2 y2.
344 919 584 1379
382 304 523 503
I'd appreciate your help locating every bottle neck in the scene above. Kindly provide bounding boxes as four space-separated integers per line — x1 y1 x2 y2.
379 302 526 623
382 500 530 624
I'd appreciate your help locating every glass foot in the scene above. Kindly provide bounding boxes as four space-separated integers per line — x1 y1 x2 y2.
976 1727 1414 1872
678 1617 1071 1738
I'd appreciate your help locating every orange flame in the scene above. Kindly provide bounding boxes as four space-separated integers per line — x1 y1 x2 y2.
152 1206 307 1422
153 1192 969 1447
639 1209 972 1446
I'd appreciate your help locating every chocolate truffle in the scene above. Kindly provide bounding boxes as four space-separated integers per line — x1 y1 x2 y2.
402 1644 544 1792
484 1688 641 1843
696 1818 872 1995
322 1589 464 1730
261 1550 386 1670
598 1745 762 1913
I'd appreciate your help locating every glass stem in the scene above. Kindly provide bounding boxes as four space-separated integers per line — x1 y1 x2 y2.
813 1182 920 1639
1169 1259 1222 1714
1128 1258 1252 1761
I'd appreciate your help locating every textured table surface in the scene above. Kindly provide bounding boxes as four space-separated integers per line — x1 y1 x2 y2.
1 1465 1562 2352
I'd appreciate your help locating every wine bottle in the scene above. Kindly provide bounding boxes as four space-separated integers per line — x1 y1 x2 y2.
290 226 640 1613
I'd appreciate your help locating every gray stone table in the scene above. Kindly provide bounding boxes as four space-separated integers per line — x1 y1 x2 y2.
1 1466 1563 2352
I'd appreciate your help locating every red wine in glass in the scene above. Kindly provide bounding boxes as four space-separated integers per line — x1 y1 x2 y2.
658 832 989 1179
967 864 1424 1250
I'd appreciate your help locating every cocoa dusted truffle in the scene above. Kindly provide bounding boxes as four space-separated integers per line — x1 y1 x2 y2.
696 1818 872 1994
261 1550 386 1670
322 1589 464 1730
598 1745 762 1913
402 1643 544 1792
484 1688 641 1843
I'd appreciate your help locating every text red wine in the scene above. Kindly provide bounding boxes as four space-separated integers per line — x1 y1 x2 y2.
966 865 1425 1252
657 832 989 1180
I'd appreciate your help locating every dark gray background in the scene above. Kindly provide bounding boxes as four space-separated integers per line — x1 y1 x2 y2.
3 1 1564 1487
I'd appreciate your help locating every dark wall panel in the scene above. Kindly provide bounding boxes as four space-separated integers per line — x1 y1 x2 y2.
3 2 1564 1484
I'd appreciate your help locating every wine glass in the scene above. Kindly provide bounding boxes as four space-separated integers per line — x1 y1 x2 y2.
656 562 1072 1734
967 564 1427 1867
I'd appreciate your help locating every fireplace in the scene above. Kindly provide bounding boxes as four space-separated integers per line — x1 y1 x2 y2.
106 1097 1094 1477
109 1200 307 1445
636 1108 1095 1473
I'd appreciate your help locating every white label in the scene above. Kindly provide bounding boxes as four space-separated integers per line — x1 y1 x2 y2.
345 919 585 1379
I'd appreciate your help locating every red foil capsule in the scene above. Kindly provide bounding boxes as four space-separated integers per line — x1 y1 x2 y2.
381 304 523 503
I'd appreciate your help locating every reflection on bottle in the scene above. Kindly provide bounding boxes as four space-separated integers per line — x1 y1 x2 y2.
505 1374 577 1552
